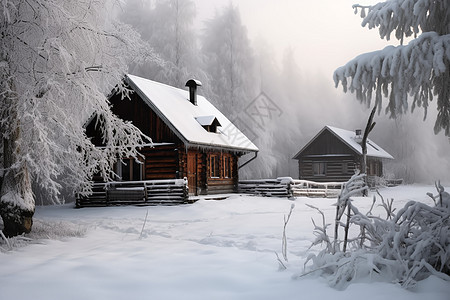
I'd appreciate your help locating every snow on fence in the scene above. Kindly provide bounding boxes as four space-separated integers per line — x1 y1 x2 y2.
238 177 344 198
291 179 344 198
76 178 189 207
238 177 293 197
367 176 404 188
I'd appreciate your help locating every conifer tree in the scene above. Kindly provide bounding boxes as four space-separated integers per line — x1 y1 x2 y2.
334 0 450 136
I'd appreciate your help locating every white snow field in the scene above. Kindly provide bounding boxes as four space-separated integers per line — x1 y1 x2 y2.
1 185 449 300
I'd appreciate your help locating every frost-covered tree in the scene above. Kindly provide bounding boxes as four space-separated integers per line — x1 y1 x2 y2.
0 0 154 236
201 3 256 118
334 0 450 136
119 0 202 88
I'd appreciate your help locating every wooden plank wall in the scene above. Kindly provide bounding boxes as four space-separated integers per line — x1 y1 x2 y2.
141 144 180 180
299 157 356 182
109 91 180 144
206 152 238 194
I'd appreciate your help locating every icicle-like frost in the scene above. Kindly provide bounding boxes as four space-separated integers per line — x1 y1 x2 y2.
334 33 450 132
303 178 450 290
340 0 450 135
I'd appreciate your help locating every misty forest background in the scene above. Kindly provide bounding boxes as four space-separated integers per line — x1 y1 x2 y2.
45 0 448 205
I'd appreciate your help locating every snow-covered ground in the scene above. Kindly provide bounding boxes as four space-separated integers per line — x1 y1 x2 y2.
1 185 449 300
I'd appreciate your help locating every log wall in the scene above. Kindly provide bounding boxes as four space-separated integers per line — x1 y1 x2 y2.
141 144 180 180
299 156 356 182
109 91 180 143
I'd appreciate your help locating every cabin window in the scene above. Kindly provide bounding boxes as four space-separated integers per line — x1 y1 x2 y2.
312 162 326 176
223 155 231 178
368 160 380 176
202 124 218 133
210 154 220 178
342 162 352 174
115 158 142 181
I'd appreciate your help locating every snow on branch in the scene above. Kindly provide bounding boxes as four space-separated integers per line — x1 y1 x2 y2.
334 32 450 134
354 0 449 42
303 179 450 290
0 0 159 204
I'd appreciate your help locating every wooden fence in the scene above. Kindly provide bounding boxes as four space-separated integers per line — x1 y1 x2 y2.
76 178 189 207
290 179 344 198
367 176 404 188
238 177 293 197
238 177 344 198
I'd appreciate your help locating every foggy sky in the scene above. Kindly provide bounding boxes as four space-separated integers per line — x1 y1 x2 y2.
194 0 394 76
117 0 449 184
191 0 450 184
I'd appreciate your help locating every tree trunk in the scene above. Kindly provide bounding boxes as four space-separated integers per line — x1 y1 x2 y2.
361 104 377 195
0 135 35 237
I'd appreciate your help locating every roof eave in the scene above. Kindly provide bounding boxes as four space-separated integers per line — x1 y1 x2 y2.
292 126 328 159
125 75 191 146
186 141 259 154
327 126 394 160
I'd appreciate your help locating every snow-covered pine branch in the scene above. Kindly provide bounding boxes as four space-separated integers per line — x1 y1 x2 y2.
354 0 449 42
334 32 449 124
335 0 450 136
0 0 157 236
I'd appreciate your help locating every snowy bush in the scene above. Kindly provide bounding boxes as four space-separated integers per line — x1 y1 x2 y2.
303 175 450 289
0 219 86 252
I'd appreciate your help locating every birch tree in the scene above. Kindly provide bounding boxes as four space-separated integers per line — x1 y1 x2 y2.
334 0 450 136
0 0 154 236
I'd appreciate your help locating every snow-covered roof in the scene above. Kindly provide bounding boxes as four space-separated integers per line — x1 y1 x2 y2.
293 125 393 160
125 74 258 153
195 116 221 127
327 126 393 159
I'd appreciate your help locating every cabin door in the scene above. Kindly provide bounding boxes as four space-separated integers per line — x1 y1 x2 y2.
187 152 197 195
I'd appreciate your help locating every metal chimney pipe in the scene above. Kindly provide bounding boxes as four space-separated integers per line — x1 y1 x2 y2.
185 79 202 105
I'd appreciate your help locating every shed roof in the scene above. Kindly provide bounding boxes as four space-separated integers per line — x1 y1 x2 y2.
293 125 393 160
126 74 258 153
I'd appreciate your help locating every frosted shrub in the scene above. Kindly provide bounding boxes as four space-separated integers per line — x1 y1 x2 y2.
0 219 86 252
303 176 450 289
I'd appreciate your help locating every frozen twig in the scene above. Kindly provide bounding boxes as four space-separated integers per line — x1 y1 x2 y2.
281 203 295 262
303 178 450 289
0 230 11 250
275 252 287 271
139 209 149 240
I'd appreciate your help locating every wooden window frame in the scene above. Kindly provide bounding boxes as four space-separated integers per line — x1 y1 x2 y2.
312 161 326 176
210 154 220 178
115 158 143 181
223 155 231 178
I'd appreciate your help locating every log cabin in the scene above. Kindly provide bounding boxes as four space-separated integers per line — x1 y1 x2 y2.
86 75 259 196
293 126 393 183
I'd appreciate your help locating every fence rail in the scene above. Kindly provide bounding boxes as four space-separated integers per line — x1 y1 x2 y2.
290 179 344 198
76 178 189 207
238 177 293 197
238 177 345 198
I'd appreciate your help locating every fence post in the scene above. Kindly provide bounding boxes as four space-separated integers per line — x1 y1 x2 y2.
143 181 148 201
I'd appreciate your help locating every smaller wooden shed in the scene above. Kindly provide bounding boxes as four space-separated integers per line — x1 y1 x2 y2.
293 126 393 183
